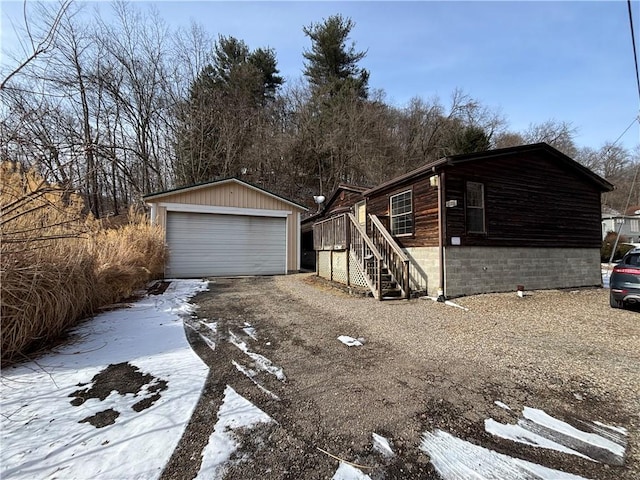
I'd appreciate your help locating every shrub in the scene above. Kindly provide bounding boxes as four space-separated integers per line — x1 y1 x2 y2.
601 231 633 262
1 163 167 365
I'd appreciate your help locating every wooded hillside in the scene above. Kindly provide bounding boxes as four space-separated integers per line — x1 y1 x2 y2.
1 3 636 216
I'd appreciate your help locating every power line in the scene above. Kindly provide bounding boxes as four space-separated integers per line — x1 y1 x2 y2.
629 0 640 105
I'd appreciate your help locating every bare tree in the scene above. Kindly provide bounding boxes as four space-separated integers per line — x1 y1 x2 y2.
0 0 73 90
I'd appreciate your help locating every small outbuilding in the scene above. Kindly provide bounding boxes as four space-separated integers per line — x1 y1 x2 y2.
144 178 308 278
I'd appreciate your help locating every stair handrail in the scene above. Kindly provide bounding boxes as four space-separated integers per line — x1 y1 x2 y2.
347 213 383 300
369 214 411 298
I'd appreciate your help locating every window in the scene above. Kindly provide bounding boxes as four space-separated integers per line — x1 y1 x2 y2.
355 201 366 226
466 182 485 233
390 190 413 236
630 219 639 233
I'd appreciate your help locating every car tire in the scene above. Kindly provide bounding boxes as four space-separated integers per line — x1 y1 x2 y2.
610 293 623 309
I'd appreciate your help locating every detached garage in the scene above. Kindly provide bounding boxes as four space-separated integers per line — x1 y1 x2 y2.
144 178 308 278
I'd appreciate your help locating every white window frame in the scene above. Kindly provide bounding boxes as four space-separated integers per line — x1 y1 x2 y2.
466 182 485 234
390 190 413 236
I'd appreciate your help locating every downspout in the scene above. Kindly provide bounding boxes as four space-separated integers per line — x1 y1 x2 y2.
437 171 446 302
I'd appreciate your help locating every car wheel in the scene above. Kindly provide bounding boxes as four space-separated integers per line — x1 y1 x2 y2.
610 293 623 309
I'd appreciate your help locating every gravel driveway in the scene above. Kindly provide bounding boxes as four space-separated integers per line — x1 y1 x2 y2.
162 273 639 480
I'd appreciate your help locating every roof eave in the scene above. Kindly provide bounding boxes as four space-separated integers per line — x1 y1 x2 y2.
144 177 309 211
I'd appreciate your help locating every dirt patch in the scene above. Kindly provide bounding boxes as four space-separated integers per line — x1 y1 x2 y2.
79 408 120 428
69 362 168 428
169 275 639 480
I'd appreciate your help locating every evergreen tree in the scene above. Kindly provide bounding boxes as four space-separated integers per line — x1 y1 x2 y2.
175 36 283 185
303 14 369 99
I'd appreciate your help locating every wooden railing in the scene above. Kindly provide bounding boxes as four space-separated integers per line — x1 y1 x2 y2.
313 214 348 250
312 213 409 300
347 213 383 300
369 214 411 299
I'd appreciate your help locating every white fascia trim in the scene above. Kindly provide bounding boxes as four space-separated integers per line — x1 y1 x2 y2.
285 216 289 273
159 202 291 218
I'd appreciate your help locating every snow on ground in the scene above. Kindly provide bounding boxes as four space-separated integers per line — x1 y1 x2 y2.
494 400 511 410
231 360 280 400
228 330 286 381
421 429 590 480
331 462 372 480
1 280 210 480
194 386 272 479
242 323 258 340
485 406 627 465
372 433 395 458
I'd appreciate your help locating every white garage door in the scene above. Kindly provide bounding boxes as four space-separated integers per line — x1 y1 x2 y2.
166 212 286 277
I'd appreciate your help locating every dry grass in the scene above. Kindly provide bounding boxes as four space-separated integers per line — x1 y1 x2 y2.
1 163 166 365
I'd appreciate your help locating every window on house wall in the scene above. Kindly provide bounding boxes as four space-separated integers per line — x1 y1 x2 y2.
466 182 485 233
355 201 366 226
631 219 640 233
390 190 413 236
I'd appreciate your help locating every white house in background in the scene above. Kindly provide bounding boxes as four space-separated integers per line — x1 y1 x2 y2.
602 211 640 242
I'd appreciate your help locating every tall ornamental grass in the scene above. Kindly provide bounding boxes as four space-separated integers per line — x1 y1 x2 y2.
1 163 166 365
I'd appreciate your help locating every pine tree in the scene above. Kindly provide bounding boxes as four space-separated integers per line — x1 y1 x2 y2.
303 14 369 99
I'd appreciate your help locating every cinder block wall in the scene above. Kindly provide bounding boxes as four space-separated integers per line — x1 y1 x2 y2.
444 247 602 298
403 247 440 296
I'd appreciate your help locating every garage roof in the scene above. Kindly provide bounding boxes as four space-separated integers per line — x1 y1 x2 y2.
144 177 308 211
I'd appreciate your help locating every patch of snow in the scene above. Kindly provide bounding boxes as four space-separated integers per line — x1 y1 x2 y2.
231 360 280 400
1 279 210 480
372 433 394 458
194 385 272 480
242 323 258 340
229 331 286 381
485 406 627 464
593 421 628 436
331 462 372 480
185 322 216 351
420 429 589 480
484 418 593 461
522 407 625 459
338 335 363 347
494 401 511 410
200 320 218 335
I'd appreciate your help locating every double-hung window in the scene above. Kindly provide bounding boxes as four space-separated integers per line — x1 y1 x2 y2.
390 190 413 236
466 182 485 233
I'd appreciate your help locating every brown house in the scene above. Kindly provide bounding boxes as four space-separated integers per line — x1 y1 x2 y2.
310 143 614 299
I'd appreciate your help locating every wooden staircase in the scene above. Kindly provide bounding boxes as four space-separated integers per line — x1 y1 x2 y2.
347 213 410 300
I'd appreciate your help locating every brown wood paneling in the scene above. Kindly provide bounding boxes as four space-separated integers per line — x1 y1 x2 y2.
442 151 603 248
325 190 364 215
365 176 440 248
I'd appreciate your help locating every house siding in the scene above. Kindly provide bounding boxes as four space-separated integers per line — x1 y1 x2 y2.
444 246 602 297
325 190 365 215
365 176 440 248
442 152 603 248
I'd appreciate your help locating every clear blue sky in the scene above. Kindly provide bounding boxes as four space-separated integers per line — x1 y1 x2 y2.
2 0 639 152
